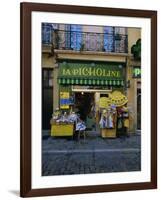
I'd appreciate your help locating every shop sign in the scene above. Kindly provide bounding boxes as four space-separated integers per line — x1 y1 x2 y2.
60 92 70 109
132 66 141 78
59 62 124 80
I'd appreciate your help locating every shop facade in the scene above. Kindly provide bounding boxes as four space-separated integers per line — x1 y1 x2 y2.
42 24 141 134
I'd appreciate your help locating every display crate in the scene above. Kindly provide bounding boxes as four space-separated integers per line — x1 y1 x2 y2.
51 123 74 137
101 128 116 138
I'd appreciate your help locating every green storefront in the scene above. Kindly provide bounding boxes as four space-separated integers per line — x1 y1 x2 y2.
57 60 126 123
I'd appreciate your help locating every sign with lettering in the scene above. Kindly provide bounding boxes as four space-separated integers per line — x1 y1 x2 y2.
59 61 124 80
60 92 70 109
132 66 141 78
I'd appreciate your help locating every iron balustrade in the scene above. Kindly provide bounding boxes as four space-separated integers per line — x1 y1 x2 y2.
42 30 128 53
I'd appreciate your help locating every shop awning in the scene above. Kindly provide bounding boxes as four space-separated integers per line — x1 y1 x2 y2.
58 78 124 86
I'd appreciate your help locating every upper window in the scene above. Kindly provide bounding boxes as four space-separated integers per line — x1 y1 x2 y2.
104 26 114 52
42 23 59 44
65 25 82 50
42 23 53 44
104 27 127 53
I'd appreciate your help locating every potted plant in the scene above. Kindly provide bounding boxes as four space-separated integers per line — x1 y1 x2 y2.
131 39 141 60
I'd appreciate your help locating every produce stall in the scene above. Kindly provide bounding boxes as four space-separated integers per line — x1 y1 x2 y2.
50 110 86 137
50 111 76 137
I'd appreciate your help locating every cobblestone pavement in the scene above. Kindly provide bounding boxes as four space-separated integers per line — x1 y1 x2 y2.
42 133 141 176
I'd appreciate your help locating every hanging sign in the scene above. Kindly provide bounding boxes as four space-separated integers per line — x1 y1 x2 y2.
60 92 70 109
132 66 141 78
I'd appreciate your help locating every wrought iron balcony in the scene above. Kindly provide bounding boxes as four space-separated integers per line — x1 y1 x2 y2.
42 30 128 53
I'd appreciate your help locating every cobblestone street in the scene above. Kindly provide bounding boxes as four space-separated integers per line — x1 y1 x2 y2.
42 133 141 176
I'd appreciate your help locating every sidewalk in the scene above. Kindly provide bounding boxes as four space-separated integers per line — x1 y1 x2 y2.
42 132 141 151
42 133 141 176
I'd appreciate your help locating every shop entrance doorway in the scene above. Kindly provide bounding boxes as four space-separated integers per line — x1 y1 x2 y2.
74 92 94 122
42 69 53 130
73 87 112 131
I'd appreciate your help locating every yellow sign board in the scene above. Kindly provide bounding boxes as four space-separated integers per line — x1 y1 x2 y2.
60 92 70 109
60 92 69 99
60 105 69 109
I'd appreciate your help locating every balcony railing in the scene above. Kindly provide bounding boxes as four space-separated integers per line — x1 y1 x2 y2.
42 30 128 53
